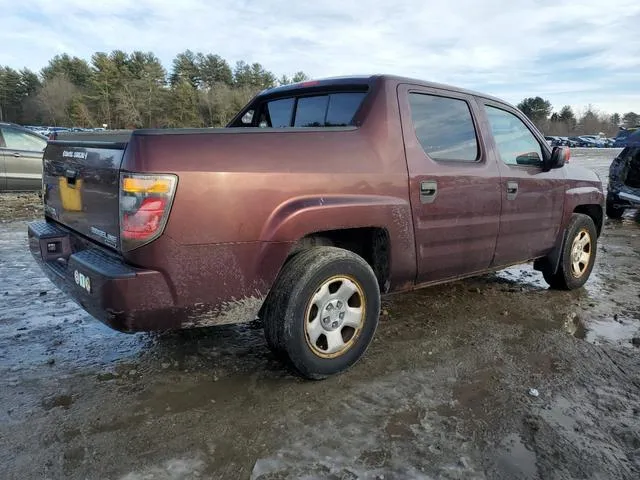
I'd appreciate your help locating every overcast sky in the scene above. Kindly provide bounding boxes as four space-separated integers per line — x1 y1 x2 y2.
2 0 640 114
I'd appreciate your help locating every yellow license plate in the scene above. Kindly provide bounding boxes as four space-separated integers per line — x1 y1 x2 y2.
58 177 83 211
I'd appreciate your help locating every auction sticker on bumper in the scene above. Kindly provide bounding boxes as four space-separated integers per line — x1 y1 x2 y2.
74 270 91 294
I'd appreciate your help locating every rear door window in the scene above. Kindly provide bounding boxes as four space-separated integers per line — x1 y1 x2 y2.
408 93 479 162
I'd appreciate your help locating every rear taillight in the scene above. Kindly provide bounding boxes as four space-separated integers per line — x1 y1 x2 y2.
119 173 177 251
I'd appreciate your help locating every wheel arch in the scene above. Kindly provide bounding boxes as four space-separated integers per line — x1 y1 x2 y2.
257 194 416 293
534 206 601 276
573 204 603 236
563 186 604 237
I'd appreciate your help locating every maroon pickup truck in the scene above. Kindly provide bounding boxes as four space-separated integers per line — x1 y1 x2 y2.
29 75 604 379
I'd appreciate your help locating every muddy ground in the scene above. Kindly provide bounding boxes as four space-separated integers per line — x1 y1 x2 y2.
0 191 43 222
0 149 639 480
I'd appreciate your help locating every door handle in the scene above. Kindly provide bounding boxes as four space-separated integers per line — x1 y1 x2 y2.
420 180 438 204
12 152 21 157
506 181 518 200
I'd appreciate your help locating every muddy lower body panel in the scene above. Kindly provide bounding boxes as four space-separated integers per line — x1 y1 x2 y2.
27 220 265 332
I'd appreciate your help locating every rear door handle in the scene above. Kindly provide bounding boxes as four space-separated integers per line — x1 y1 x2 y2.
12 152 21 157
506 181 519 200
420 180 438 204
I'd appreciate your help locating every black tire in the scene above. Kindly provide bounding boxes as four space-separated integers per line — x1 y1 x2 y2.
543 213 597 290
606 198 625 219
262 247 380 379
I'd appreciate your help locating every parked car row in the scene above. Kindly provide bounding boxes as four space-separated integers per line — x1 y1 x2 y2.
25 125 107 138
544 135 616 148
545 136 575 147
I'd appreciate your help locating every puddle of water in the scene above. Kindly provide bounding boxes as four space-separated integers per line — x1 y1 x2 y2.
494 264 548 289
119 457 206 480
562 310 639 348
495 433 538 480
578 317 640 347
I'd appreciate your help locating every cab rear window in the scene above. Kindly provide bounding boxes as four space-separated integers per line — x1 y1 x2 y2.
238 91 367 128
266 98 295 127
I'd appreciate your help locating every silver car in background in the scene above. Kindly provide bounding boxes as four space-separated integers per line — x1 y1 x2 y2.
0 123 48 191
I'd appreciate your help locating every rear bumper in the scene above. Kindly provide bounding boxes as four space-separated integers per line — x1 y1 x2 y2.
28 220 179 332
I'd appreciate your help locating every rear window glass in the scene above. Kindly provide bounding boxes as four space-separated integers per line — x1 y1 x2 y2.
266 98 294 127
326 92 366 126
408 93 479 162
294 96 329 127
256 92 366 128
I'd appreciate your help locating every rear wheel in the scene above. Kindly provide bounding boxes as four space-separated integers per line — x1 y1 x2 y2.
263 247 380 379
543 214 597 290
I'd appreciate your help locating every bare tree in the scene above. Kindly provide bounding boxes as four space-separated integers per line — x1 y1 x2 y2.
37 75 77 125
115 84 143 128
200 83 257 127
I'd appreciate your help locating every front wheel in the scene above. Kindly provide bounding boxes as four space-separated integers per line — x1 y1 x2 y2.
543 213 597 290
263 247 380 379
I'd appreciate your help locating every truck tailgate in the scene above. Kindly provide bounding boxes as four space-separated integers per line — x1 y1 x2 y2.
43 140 128 250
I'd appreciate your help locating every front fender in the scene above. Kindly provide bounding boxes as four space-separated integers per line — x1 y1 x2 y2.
535 184 604 275
563 186 605 232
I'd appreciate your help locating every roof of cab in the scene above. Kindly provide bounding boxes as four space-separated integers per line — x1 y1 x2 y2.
260 74 508 106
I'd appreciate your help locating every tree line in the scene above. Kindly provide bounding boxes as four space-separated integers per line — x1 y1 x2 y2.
516 96 639 137
0 51 308 128
2 52 638 134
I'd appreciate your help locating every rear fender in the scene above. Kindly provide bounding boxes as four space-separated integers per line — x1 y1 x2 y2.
257 194 416 291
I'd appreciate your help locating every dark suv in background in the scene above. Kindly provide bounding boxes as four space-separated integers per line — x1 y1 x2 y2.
614 127 639 148
608 130 640 218
0 122 47 191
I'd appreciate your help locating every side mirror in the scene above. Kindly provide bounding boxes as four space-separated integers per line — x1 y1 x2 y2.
546 146 570 170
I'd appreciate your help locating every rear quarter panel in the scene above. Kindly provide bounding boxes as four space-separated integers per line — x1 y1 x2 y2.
121 81 415 317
